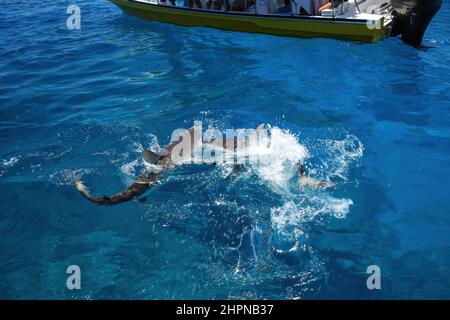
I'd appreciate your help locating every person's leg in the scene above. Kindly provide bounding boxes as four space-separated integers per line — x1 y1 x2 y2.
195 0 203 8
224 0 231 11
213 0 222 10
318 1 332 15
231 0 254 11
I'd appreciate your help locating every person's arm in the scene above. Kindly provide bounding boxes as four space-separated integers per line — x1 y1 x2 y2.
318 1 332 15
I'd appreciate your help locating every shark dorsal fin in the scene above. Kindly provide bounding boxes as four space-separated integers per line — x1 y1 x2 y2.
142 150 162 164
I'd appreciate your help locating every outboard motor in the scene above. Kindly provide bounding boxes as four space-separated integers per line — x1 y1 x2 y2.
390 0 442 48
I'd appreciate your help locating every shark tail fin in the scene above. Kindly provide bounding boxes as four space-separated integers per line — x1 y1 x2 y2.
74 180 111 205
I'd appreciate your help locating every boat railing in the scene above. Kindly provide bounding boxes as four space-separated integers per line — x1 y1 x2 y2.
148 0 283 16
353 0 361 14
138 0 359 19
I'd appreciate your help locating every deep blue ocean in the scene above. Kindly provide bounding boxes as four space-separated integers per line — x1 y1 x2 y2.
1 0 449 299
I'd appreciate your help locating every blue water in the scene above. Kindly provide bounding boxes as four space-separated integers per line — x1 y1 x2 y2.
1 0 449 299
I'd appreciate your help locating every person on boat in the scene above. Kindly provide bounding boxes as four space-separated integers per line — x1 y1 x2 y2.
205 0 230 10
229 0 254 11
188 0 203 8
159 0 176 5
206 0 231 11
317 0 346 15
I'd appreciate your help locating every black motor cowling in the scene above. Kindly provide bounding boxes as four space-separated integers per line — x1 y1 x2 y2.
390 0 442 47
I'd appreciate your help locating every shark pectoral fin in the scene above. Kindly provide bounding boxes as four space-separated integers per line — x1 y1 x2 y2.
299 176 335 189
142 150 161 164
224 164 244 179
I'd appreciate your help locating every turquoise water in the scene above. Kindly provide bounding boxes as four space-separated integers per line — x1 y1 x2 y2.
1 0 449 299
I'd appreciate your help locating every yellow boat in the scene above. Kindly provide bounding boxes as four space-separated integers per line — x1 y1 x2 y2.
110 0 442 47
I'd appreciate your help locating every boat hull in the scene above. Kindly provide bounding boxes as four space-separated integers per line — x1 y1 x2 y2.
110 0 390 43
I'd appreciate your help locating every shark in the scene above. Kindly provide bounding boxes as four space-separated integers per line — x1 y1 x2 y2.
74 124 333 205
74 124 267 205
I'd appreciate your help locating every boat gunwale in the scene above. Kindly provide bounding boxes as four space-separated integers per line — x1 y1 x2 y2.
126 0 383 25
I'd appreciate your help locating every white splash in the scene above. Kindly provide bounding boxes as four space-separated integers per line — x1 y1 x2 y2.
120 160 139 178
255 129 363 243
119 134 165 181
242 127 309 189
316 135 364 181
